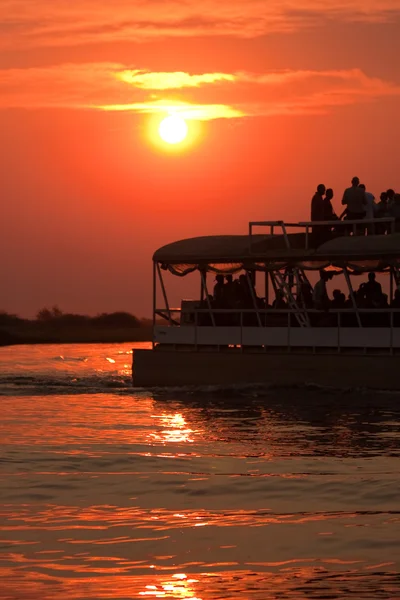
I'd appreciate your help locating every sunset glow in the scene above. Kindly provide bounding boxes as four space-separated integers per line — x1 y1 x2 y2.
158 115 188 144
1 0 399 320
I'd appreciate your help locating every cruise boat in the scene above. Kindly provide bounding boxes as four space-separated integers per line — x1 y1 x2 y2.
133 218 400 389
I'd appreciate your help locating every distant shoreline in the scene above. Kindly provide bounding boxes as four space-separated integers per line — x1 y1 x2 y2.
0 326 153 347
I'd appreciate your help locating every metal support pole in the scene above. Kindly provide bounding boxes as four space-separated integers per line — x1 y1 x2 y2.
281 223 290 249
201 270 215 327
156 263 172 325
390 309 394 355
344 268 362 328
270 271 279 300
264 271 269 308
293 268 310 326
152 261 156 348
390 267 394 304
248 222 253 254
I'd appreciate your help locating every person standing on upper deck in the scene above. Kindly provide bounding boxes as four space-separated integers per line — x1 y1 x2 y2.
311 184 326 221
311 184 326 246
324 189 338 221
342 177 367 220
358 184 375 219
342 176 367 234
359 183 376 234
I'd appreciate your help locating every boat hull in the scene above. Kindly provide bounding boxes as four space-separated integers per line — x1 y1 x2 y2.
133 349 400 390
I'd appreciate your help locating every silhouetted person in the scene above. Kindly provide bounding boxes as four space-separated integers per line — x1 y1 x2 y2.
391 289 400 327
391 289 400 326
272 290 287 309
331 289 346 309
359 273 383 307
223 275 236 307
387 189 395 207
223 274 236 324
311 184 326 246
324 188 337 221
213 274 225 307
299 281 313 309
313 270 330 310
237 274 252 308
359 183 376 233
375 192 389 234
390 194 400 232
342 176 366 234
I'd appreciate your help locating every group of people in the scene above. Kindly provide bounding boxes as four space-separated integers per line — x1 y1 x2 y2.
212 274 257 311
205 270 399 328
311 270 396 311
311 176 399 244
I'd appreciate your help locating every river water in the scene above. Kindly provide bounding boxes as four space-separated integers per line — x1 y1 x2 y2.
0 343 399 599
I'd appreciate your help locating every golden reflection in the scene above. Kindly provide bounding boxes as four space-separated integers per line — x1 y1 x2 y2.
149 413 200 445
139 573 201 599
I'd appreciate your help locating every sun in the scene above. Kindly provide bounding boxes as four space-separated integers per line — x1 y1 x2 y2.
159 115 188 145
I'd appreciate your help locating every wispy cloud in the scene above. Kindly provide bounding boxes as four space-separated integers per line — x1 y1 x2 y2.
0 1 400 48
100 99 244 120
117 71 235 90
0 63 398 119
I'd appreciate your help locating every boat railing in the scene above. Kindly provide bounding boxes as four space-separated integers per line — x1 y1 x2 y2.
154 307 400 352
155 307 400 329
156 307 400 318
248 218 396 251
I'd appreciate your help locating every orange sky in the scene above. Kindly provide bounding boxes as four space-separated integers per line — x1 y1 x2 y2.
1 0 400 317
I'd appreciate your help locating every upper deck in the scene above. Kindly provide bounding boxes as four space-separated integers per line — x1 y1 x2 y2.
154 218 400 275
151 218 400 354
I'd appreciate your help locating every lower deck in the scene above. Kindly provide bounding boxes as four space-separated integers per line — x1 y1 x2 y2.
133 348 400 388
154 323 400 351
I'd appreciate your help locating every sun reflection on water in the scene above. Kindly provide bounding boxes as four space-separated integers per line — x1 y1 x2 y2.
140 573 201 598
149 413 200 445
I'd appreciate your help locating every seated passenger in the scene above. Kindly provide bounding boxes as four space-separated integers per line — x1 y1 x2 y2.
313 270 330 310
391 288 400 308
391 289 400 327
331 289 346 309
299 282 313 308
223 274 236 308
272 290 287 309
236 274 253 308
213 274 225 307
359 273 383 307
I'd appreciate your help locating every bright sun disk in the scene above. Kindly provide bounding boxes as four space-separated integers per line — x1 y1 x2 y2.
159 115 188 144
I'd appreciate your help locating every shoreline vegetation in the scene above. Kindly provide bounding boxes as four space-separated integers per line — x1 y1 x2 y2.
0 307 153 346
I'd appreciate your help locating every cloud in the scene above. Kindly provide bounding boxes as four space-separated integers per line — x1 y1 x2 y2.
117 71 236 90
0 0 400 48
0 63 398 119
100 99 244 120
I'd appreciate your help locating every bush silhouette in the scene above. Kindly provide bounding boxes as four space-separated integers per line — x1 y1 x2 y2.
93 312 141 328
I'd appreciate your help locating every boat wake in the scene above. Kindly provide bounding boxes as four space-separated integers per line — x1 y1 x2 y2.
0 372 133 396
3 371 398 397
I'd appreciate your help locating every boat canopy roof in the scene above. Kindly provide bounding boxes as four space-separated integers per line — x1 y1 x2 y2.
154 233 400 275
